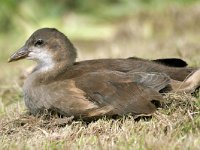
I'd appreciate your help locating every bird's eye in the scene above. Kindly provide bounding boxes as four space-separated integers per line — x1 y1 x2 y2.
34 39 44 47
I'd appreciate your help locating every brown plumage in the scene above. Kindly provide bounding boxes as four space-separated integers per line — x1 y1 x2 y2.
8 28 200 120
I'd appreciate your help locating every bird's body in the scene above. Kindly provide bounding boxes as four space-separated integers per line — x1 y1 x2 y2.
9 28 200 119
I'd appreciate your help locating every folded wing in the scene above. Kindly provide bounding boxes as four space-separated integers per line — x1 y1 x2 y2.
72 71 170 119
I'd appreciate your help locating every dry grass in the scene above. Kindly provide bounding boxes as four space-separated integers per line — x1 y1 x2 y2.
1 4 200 150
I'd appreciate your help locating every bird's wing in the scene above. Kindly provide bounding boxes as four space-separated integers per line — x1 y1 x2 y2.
126 71 170 91
43 71 170 119
71 71 170 118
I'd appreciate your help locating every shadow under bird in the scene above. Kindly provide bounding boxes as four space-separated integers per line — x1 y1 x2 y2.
8 28 200 120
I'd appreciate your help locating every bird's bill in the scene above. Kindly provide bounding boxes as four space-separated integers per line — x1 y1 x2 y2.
8 45 29 62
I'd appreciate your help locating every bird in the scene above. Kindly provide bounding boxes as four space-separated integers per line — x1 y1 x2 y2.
8 28 200 120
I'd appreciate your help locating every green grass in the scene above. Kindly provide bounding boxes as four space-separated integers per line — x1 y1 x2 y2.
1 2 200 150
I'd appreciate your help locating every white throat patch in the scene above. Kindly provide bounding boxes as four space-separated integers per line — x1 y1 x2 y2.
28 47 55 72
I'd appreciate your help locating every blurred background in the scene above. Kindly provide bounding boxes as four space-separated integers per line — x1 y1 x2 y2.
1 0 200 112
1 0 200 60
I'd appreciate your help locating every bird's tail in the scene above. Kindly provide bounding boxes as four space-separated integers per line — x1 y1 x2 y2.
170 69 200 93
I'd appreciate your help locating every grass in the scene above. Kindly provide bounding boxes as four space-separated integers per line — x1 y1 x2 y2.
1 3 200 150
0 93 200 149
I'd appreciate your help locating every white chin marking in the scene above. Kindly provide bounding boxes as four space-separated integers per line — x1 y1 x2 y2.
28 47 55 72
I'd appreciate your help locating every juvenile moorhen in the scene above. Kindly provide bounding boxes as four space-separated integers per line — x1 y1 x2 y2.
8 28 200 119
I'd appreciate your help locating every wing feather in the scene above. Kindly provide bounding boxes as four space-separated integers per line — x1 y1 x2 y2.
74 71 169 118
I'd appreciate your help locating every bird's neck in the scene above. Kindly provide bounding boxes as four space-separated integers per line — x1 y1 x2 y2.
29 60 73 85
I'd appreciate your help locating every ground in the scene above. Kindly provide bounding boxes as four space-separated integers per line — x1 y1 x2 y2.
1 4 200 150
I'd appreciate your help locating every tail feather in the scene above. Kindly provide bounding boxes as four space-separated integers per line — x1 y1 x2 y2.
153 58 188 68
